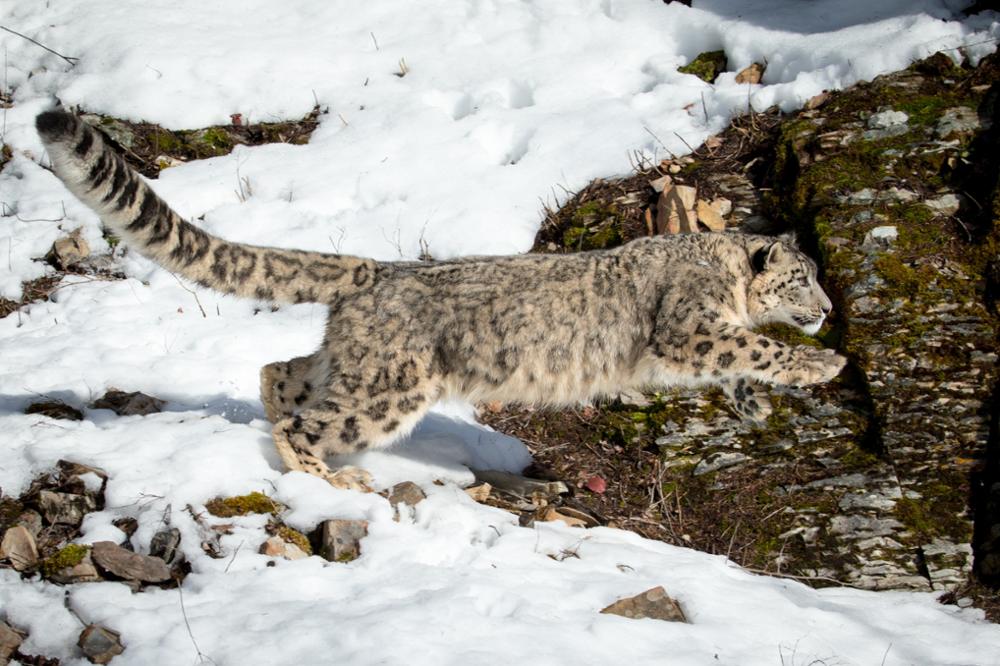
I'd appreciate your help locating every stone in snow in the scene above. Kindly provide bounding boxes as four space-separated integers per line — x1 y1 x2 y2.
0 526 39 571
78 624 125 664
316 519 368 563
91 540 172 583
600 586 688 623
388 481 426 509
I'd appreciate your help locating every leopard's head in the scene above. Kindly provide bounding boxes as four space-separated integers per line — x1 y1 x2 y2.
747 240 832 335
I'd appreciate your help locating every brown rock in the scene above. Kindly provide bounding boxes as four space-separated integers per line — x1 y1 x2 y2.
259 535 309 560
16 510 43 538
112 517 139 538
92 389 165 416
464 482 492 502
734 62 765 84
91 540 172 583
695 199 728 232
655 184 698 234
0 526 39 571
78 624 124 664
388 481 426 509
0 622 26 662
316 519 368 563
805 91 831 110
24 400 84 421
46 229 90 269
600 586 688 622
37 490 96 526
538 506 596 528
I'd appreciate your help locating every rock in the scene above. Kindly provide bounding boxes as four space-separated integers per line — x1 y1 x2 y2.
112 517 138 538
15 510 43 538
316 519 368 563
695 198 729 232
734 62 765 84
91 540 172 583
538 506 594 528
924 193 961 216
600 586 687 623
805 91 831 110
37 490 96 526
78 624 125 665
46 229 90 269
935 106 981 139
656 184 698 234
149 528 183 566
91 389 165 416
465 482 492 502
0 622 25 663
57 461 108 499
24 400 84 421
388 481 426 509
693 451 749 475
472 470 568 497
584 476 607 494
0 526 39 571
678 50 727 83
46 549 102 584
862 109 909 140
648 174 672 193
259 535 309 560
862 225 898 250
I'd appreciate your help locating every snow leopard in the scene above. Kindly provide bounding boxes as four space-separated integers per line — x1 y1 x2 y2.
36 109 846 486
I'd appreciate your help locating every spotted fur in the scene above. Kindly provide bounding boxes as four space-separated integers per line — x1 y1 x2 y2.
37 109 846 485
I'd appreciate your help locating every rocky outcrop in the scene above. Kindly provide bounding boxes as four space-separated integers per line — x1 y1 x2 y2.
508 51 1000 595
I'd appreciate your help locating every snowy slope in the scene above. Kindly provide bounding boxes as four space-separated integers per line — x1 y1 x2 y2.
2 1 1000 664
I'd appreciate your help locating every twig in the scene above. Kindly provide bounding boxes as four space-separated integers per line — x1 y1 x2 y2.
169 272 207 318
177 584 215 664
0 25 79 66
224 540 244 573
672 131 696 155
370 32 379 51
880 643 893 666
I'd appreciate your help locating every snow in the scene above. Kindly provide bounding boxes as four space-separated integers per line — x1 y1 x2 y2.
1 0 999 664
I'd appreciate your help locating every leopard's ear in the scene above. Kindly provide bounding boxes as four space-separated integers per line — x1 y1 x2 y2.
751 241 787 273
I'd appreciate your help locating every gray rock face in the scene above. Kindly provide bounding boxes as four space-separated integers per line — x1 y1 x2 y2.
91 541 172 583
600 586 687 623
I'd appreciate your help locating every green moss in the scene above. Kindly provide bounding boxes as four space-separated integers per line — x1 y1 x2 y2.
753 323 825 349
205 491 281 518
561 201 623 250
41 544 90 577
678 50 727 83
276 525 312 555
200 127 233 150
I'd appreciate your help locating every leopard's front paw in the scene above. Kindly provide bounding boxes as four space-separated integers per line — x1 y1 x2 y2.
325 465 374 493
778 348 847 386
724 378 773 422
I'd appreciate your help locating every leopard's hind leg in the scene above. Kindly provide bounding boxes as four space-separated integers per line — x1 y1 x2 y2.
272 358 439 489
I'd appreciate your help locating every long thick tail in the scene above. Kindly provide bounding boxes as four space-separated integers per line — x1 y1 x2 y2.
35 110 374 303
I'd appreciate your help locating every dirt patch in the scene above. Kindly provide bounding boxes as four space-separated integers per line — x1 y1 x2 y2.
80 105 325 178
0 275 62 320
